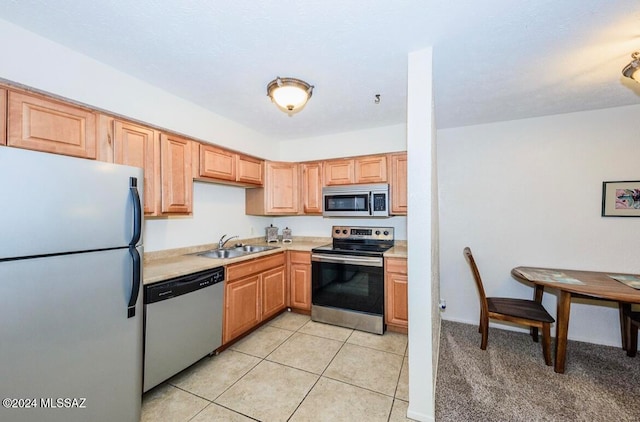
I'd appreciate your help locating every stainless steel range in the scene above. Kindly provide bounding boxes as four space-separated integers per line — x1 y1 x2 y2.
311 225 394 334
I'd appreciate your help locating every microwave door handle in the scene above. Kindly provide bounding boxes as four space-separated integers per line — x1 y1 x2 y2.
368 192 372 215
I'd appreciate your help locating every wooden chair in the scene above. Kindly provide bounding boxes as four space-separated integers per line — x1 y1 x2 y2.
622 305 640 357
463 247 555 366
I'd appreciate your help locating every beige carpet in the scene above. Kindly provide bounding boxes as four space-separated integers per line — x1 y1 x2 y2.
435 320 640 422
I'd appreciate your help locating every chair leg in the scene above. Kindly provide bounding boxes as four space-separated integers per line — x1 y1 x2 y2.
627 320 638 358
478 309 484 333
480 316 488 350
541 323 552 366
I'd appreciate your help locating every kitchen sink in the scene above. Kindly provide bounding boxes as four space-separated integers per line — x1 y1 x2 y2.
196 244 279 259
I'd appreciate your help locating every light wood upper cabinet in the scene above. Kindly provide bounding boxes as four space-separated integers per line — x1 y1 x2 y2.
112 120 158 215
300 161 323 214
385 257 408 333
324 158 354 185
7 90 96 159
324 154 387 185
245 161 299 215
237 154 263 185
0 89 6 145
288 251 311 311
390 152 407 215
194 144 263 186
355 154 387 184
159 133 193 214
198 143 236 181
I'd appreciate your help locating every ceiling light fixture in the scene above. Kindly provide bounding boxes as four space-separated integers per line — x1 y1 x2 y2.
622 51 640 82
267 77 314 115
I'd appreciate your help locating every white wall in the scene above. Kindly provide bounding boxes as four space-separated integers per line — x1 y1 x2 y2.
278 123 406 161
0 18 274 159
438 104 640 347
145 182 272 252
406 48 436 422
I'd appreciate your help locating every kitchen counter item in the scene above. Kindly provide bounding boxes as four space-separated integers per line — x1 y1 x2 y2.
282 227 292 243
266 224 279 243
311 226 395 335
143 266 225 392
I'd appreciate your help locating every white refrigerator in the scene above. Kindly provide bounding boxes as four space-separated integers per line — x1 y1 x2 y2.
0 147 144 422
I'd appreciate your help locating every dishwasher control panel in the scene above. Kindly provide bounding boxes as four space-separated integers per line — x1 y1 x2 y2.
144 266 224 304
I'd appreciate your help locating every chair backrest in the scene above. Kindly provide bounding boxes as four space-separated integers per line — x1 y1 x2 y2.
463 247 489 314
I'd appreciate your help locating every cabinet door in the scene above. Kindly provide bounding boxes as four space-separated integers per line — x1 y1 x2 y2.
0 88 6 145
385 258 408 330
237 154 263 185
199 144 236 181
289 263 311 311
7 91 96 159
390 152 407 215
224 274 261 344
301 162 323 214
159 133 193 214
113 121 158 215
270 162 299 213
355 155 387 184
324 159 354 185
261 266 287 320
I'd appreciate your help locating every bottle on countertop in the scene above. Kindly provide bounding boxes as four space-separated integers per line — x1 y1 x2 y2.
282 227 292 243
265 224 279 243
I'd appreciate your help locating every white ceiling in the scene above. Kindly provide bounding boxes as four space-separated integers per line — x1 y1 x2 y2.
2 0 640 140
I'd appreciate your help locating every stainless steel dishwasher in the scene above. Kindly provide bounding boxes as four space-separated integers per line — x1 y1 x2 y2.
143 266 224 392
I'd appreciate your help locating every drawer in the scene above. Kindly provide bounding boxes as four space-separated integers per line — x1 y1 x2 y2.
385 257 407 275
227 252 285 281
288 251 311 265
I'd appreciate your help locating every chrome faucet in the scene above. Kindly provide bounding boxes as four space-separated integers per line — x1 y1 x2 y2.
218 234 239 249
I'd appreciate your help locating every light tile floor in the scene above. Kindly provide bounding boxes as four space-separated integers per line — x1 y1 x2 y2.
142 312 412 422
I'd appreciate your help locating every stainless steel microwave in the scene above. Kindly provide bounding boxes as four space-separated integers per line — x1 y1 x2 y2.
322 184 390 217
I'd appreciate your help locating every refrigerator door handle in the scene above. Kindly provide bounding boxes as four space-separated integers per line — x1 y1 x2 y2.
129 177 142 247
127 245 141 318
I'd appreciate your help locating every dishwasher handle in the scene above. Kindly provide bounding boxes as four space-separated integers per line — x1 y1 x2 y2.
145 267 225 305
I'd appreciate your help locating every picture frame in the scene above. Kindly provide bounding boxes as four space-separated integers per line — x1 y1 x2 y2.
601 181 640 217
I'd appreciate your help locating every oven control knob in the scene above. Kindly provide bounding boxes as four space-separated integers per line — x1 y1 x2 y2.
383 230 389 235
375 230 381 235
342 230 348 234
335 229 341 234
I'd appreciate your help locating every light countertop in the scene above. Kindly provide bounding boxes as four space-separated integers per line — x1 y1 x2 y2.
143 237 408 285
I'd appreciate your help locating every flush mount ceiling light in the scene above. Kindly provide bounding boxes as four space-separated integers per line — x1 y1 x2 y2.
267 77 314 115
622 51 640 82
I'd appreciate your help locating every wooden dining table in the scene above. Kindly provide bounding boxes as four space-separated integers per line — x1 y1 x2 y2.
511 266 640 373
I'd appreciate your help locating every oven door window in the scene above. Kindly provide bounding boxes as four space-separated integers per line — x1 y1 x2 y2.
325 194 369 212
312 261 384 315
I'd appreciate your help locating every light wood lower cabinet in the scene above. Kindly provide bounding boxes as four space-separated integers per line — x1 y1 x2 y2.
288 251 311 311
7 90 96 159
224 274 261 343
223 253 286 344
385 257 408 332
0 89 6 145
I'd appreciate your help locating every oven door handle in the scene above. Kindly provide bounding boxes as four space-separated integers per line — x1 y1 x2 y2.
311 253 383 267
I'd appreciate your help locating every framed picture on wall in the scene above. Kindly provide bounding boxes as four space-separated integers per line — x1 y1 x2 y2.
601 181 640 217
